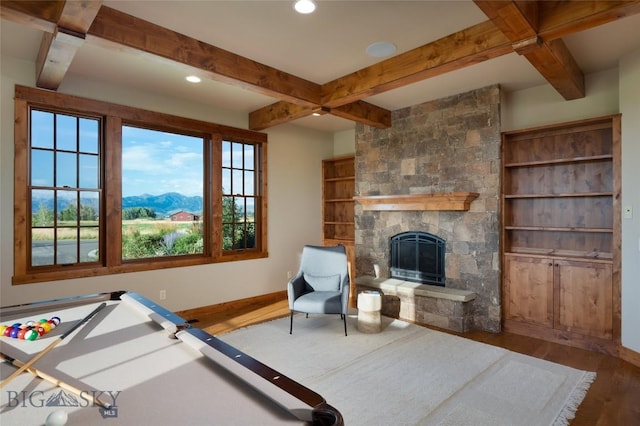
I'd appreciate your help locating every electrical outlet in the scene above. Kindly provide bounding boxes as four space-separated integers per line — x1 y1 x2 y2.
287 271 292 279
159 290 166 300
623 205 633 219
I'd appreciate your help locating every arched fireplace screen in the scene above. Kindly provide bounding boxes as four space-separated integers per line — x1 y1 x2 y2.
390 231 446 286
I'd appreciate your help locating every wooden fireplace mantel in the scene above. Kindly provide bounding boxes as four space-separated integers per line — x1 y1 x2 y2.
353 192 479 211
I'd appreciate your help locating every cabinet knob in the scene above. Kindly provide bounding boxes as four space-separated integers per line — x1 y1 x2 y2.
548 262 553 266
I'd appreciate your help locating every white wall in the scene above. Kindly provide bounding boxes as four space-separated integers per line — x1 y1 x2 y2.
333 128 356 156
501 68 620 132
502 60 640 353
620 49 640 353
0 55 334 311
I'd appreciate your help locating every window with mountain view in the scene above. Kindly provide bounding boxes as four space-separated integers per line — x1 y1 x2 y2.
30 109 101 267
14 86 268 284
121 126 204 260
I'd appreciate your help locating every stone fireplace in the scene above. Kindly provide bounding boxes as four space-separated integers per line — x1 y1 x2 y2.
353 85 502 332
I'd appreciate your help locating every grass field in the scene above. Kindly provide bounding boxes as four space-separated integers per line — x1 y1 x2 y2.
32 219 198 240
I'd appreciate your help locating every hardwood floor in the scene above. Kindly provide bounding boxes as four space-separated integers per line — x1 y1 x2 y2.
178 296 640 426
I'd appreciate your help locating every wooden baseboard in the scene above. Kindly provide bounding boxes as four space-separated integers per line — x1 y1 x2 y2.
620 345 640 369
176 290 287 320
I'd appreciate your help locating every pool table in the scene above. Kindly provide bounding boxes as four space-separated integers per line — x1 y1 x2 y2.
0 291 342 425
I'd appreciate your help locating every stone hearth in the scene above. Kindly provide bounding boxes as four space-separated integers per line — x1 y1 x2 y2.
355 276 476 332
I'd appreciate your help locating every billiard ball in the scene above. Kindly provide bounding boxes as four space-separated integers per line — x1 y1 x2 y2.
45 410 68 426
24 329 39 340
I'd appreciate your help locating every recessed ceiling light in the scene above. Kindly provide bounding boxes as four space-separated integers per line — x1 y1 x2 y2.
294 0 316 14
366 41 397 58
185 75 201 83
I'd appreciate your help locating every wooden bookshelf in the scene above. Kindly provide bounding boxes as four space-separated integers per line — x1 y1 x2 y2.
322 156 355 304
501 115 621 355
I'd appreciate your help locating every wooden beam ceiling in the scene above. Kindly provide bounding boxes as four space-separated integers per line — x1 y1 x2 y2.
473 0 640 101
320 20 513 108
0 1 83 89
473 0 584 100
88 5 322 109
2 1 639 130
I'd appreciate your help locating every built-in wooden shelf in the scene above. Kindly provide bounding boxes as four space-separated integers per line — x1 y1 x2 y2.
504 226 613 233
322 155 356 306
504 192 612 199
505 248 613 261
504 154 613 168
354 192 479 211
501 114 620 354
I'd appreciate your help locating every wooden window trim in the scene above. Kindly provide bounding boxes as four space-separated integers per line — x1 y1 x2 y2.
13 85 268 285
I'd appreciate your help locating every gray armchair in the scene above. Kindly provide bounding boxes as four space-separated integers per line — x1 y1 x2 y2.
287 245 350 336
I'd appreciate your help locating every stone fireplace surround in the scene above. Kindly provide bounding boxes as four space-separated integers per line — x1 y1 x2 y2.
353 85 502 333
354 195 479 332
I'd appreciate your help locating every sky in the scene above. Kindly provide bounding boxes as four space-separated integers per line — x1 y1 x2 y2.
122 126 204 197
31 110 248 199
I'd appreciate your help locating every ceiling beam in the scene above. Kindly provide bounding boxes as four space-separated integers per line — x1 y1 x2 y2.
537 0 640 41
0 1 61 33
474 0 584 100
320 20 513 108
249 100 392 131
252 20 514 129
87 6 322 108
35 27 86 90
36 0 103 90
329 101 392 129
249 102 317 131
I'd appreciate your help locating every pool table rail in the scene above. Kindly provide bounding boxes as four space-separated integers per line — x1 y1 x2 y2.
181 327 343 425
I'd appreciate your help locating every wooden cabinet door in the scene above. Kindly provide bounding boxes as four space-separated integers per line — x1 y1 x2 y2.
504 256 554 327
555 260 613 339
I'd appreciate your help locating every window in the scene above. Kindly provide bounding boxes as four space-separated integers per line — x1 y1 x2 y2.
121 126 204 260
30 109 101 267
222 140 258 250
13 85 267 284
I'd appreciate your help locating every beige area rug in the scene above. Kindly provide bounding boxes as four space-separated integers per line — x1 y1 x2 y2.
218 313 595 426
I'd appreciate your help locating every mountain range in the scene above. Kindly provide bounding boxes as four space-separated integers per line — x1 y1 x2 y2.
32 192 203 218
122 192 203 217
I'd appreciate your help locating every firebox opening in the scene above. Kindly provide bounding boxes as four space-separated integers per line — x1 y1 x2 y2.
390 231 445 287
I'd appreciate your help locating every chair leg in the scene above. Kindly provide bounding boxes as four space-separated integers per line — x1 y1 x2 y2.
289 311 293 334
343 314 347 336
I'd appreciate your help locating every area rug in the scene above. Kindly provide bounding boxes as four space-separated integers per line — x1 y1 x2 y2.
218 313 596 426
